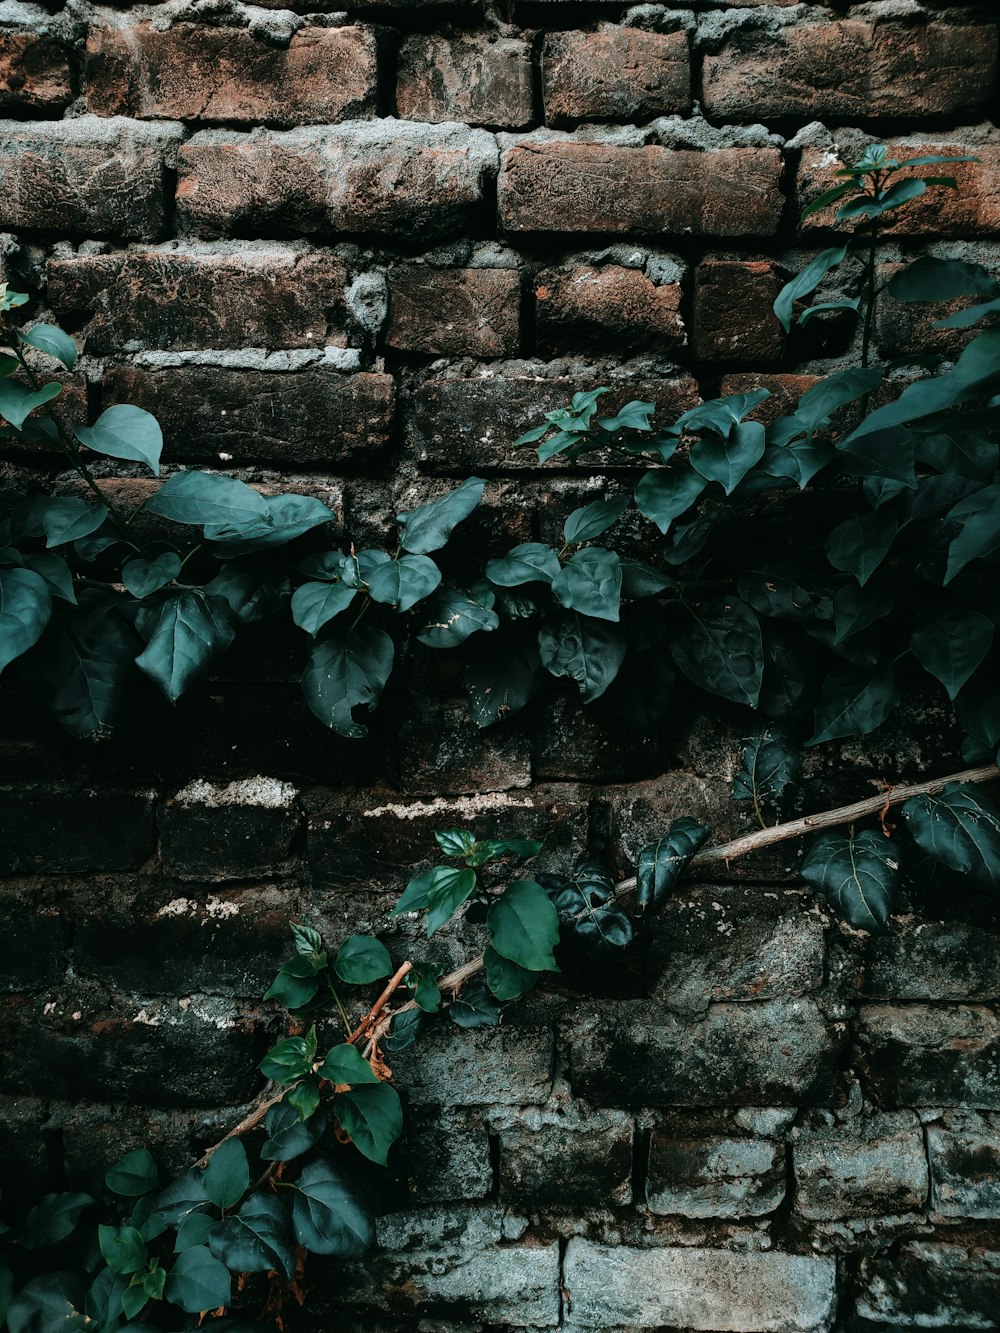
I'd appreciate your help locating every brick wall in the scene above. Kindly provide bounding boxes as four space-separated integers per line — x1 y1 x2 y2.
1 0 999 1328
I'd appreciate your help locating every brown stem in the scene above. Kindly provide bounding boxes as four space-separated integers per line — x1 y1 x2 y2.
195 1089 287 1167
346 960 413 1045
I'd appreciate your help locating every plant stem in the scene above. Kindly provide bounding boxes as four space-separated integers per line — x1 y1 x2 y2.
860 172 881 370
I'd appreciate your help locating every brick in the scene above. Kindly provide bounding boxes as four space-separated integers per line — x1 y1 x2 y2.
0 28 74 113
158 777 301 881
793 1111 928 1220
535 262 684 354
543 27 690 125
563 1240 837 1332
928 1110 1000 1220
398 699 531 796
703 20 997 123
0 886 63 991
408 373 699 472
389 1024 554 1105
404 1106 492 1202
693 260 787 362
857 1004 1000 1109
876 260 989 360
86 21 377 126
862 918 1000 1002
569 997 844 1107
0 117 183 238
798 141 1000 238
647 1128 785 1218
397 34 534 129
0 1095 50 1196
48 246 349 354
720 373 823 425
387 267 521 356
101 366 394 467
176 122 498 240
532 693 661 781
0 784 156 874
856 1240 1000 1327
489 1104 633 1206
499 143 783 236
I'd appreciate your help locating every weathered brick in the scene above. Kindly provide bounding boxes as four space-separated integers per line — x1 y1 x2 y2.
543 27 690 125
798 141 1000 238
101 366 394 467
0 784 156 874
793 1110 928 1220
534 262 684 354
390 1024 554 1105
563 1240 837 1332
48 246 349 353
569 997 844 1107
703 20 998 123
398 699 531 796
857 1004 1000 1109
397 34 534 129
86 21 377 125
694 260 787 362
862 918 1000 1002
499 143 783 236
0 26 74 113
875 260 990 360
532 693 662 782
158 777 300 880
647 1126 785 1217
928 1110 1000 1220
0 117 183 238
408 373 699 472
856 1240 1000 1327
404 1106 492 1202
176 122 498 240
720 373 823 425
387 267 521 356
0 886 64 991
489 1104 633 1206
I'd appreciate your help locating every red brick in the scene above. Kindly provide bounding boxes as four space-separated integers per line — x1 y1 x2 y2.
101 366 394 467
535 263 684 354
704 20 997 123
397 34 533 129
799 141 1000 238
387 267 521 356
86 22 378 126
176 121 498 239
720 373 823 425
0 29 74 113
499 143 783 237
543 28 690 125
0 117 182 239
693 260 787 362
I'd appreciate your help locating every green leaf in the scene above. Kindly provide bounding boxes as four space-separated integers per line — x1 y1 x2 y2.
288 1157 374 1256
40 498 107 548
334 934 391 984
808 666 899 745
263 954 323 1010
944 483 1000 583
448 981 503 1028
690 421 766 495
163 1245 231 1315
23 1193 94 1248
901 782 1000 892
106 1148 159 1198
671 597 762 708
634 469 706 535
486 543 561 587
435 828 476 856
0 378 61 430
636 819 712 911
832 581 893 645
415 587 499 647
122 552 182 598
201 560 287 627
799 180 858 219
203 1138 249 1211
209 1193 295 1282
0 566 52 673
737 566 833 623
155 1170 211 1227
259 1035 313 1084
291 580 357 636
469 837 543 865
888 257 999 303
75 405 162 475
301 624 394 738
174 1212 218 1251
798 299 861 325
425 866 479 935
384 1008 425 1051
98 1225 147 1276
146 471 269 528
20 324 78 369
801 829 899 931
911 610 994 701
596 399 655 432
85 1266 128 1327
537 613 626 702
6 1275 88 1333
934 295 1000 329
465 628 545 728
334 1084 403 1166
551 547 621 622
365 554 441 612
397 477 486 554
486 878 560 972
773 246 849 333
732 726 801 807
563 495 630 544
286 1078 321 1121
135 590 235 703
620 560 672 598
208 492 334 554
483 945 536 1000
261 1103 327 1162
546 865 634 956
826 509 898 586
318 1043 380 1086
795 367 884 438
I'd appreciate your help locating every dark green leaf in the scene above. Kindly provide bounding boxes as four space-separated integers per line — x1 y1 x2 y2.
291 580 356 636
334 934 391 984
301 624 394 738
537 613 626 702
563 495 630 544
888 257 999 303
317 1043 380 1086
146 471 269 528
41 498 107 548
636 819 712 911
901 782 1000 892
798 299 861 325
634 469 706 535
934 295 1000 329
98 1225 147 1276
911 610 994 700
397 478 486 554
773 246 849 332
0 378 61 430
801 829 899 931
122 553 181 598
671 597 762 708
259 1035 313 1084
690 421 766 495
0 566 51 673
155 1170 212 1228
415 587 499 647
334 1084 403 1165
732 726 801 807
832 581 893 645
135 590 234 703
23 1193 94 1249
106 1149 158 1198
448 981 502 1028
469 837 542 865
795 367 884 437
5 1275 87 1333
484 945 536 1000
289 1157 374 1256
547 866 633 955
261 1103 327 1162
435 829 476 857
209 1194 295 1281
264 955 323 1010
19 324 78 369
465 628 545 728
75 405 162 475
207 493 334 555
738 567 833 623
174 1212 218 1252
620 560 672 598
808 666 899 745
425 866 479 935
286 1078 320 1121
203 1138 249 1211
164 1245 231 1315
85 1266 128 1327
826 509 898 586
551 547 622 622
487 878 560 971
944 483 1000 583
596 400 655 432
384 1008 425 1052
366 554 441 612
799 181 857 220
292 923 323 956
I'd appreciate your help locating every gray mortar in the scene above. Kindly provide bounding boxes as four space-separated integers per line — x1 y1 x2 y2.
345 272 388 340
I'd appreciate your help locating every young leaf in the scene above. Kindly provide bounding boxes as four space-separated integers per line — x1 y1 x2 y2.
801 829 899 931
106 1149 158 1198
135 590 235 703
259 1035 314 1084
537 613 626 702
563 494 630 545
773 246 849 333
901 782 1000 892
333 935 392 985
397 477 486 554
732 727 802 808
301 624 394 738
203 1138 249 1211
425 866 478 935
75 406 162 475
98 1225 147 1276
551 547 622 622
146 471 269 528
333 1084 403 1165
288 1158 374 1256
636 819 712 911
261 1103 327 1162
808 666 899 745
209 1194 296 1281
671 597 763 708
435 828 476 857
911 610 994 701
163 1245 231 1315
317 1044 380 1086
0 566 52 673
286 1078 321 1121
486 878 560 972
415 587 499 647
